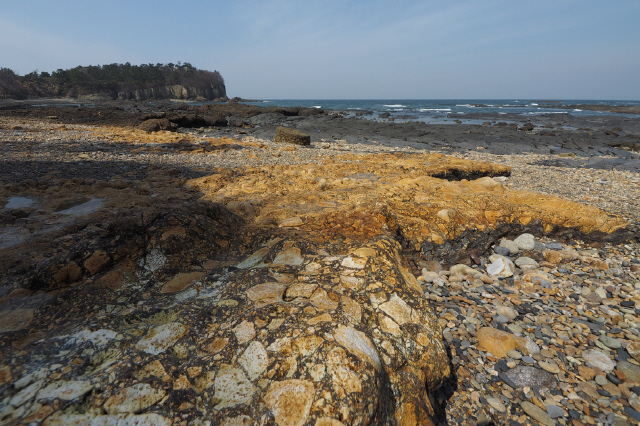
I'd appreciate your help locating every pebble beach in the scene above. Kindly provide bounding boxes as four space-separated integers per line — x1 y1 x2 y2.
2 110 640 426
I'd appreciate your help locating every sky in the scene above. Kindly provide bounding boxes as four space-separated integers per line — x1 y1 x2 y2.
1 0 639 100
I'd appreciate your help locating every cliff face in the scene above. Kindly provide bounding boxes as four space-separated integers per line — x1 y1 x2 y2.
117 84 226 101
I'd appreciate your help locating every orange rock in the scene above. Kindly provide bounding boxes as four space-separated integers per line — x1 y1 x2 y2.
160 271 205 293
578 365 596 381
581 256 609 271
477 327 527 358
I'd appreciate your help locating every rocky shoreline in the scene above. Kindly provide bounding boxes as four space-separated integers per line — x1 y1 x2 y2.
1 102 640 425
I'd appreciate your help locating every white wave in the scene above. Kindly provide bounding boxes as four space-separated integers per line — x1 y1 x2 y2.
419 108 452 112
531 103 538 106
312 106 321 108
526 111 567 115
456 104 473 107
384 104 405 108
573 109 583 111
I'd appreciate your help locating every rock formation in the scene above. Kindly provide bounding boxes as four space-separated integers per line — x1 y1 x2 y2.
0 124 635 425
117 84 226 101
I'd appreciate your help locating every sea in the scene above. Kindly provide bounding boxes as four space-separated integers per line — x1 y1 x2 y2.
238 99 640 125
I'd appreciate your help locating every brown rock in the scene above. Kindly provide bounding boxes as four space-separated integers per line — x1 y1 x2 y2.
0 365 12 386
274 126 311 146
581 256 609 271
264 379 315 426
53 261 83 285
137 118 177 133
544 249 579 265
160 271 205 293
98 270 125 291
84 250 111 275
578 365 596 381
0 308 35 333
627 342 640 362
477 326 527 358
423 260 443 272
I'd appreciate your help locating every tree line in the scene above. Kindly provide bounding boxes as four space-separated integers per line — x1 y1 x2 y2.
0 62 225 99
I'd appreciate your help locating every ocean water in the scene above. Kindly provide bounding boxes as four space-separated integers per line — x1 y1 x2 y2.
238 99 640 124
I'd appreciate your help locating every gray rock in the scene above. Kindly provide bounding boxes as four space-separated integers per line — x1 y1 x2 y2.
522 356 536 364
507 350 523 360
534 241 546 251
545 242 563 250
508 323 523 334
538 279 552 289
503 365 557 390
595 375 608 386
521 401 555 426
515 256 539 269
582 349 616 371
546 404 566 419
495 315 509 324
494 246 512 256
617 361 640 384
495 305 518 321
499 239 519 254
599 335 622 349
514 233 536 251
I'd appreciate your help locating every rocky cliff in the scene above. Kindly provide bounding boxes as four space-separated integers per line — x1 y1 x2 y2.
117 84 226 101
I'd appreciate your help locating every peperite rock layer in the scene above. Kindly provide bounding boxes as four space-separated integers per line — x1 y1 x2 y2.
0 127 636 426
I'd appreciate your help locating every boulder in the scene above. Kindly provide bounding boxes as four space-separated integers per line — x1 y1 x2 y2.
137 118 177 133
275 126 311 146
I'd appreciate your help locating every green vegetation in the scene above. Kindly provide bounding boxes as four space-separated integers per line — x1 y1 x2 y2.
0 62 225 100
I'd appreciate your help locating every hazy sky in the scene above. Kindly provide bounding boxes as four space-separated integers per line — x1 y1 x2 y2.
1 1 639 99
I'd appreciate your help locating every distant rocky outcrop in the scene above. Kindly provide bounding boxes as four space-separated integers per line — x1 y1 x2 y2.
0 63 226 101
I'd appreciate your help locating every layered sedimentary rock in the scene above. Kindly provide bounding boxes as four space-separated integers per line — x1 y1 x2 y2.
0 125 634 425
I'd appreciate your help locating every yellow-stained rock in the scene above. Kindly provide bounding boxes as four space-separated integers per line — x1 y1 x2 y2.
477 326 528 358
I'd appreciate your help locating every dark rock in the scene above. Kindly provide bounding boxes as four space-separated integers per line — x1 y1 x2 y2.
569 409 581 420
624 407 640 422
607 373 622 385
498 372 518 389
571 318 604 332
274 126 311 146
494 246 511 256
519 122 534 131
503 366 557 390
137 118 177 133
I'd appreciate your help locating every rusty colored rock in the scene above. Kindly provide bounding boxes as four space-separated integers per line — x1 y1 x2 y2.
477 326 528 358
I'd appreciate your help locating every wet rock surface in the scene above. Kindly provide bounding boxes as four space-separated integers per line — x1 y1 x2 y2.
1 115 640 425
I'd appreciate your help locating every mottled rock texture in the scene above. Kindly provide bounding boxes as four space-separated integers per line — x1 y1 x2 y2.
0 124 635 426
274 126 311 146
